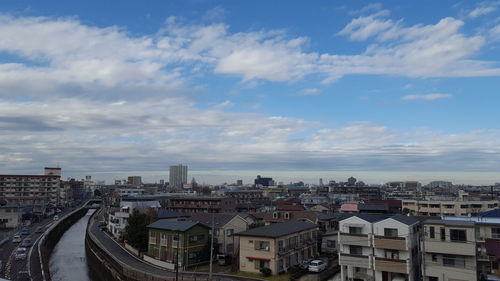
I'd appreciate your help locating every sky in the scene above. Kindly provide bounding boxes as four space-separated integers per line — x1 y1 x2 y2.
0 0 500 185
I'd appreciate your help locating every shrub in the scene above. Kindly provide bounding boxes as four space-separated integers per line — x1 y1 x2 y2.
260 267 272 277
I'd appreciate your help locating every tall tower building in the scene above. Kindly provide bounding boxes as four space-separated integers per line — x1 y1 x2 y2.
169 164 188 189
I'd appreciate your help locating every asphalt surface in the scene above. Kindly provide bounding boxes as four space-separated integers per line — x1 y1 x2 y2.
88 210 263 281
0 211 68 281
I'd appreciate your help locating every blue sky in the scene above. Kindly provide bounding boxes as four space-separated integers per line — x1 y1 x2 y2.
0 1 500 184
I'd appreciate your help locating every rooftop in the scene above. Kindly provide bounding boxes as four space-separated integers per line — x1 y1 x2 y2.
147 220 205 232
236 221 318 238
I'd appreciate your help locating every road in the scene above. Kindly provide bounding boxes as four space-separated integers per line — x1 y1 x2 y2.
89 209 263 281
0 208 75 281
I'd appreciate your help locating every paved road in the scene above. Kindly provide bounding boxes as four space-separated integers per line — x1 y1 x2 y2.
89 210 262 281
0 214 61 281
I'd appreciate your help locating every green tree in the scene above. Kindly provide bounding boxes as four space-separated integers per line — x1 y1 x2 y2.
125 209 152 251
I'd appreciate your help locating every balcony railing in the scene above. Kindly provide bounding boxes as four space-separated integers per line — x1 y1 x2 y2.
374 257 408 274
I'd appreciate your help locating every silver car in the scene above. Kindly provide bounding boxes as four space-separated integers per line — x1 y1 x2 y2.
15 248 27 260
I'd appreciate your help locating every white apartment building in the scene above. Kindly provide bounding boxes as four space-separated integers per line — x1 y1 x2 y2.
339 214 422 281
403 199 498 217
422 219 477 281
169 164 188 189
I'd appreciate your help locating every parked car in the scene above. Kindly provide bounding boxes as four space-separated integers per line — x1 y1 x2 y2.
35 226 44 233
299 259 313 269
308 260 327 272
12 234 22 243
53 215 59 221
21 238 32 247
15 248 27 260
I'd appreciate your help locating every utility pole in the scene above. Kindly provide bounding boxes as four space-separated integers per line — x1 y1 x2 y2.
175 231 180 281
209 211 215 280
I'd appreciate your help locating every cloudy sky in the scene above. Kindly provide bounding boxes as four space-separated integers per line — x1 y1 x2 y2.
1 0 500 184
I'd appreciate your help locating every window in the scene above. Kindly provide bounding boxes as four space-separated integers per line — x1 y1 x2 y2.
273 212 279 219
431 254 437 262
442 255 465 268
429 227 435 239
385 250 399 259
189 234 204 242
450 229 466 242
256 241 270 251
188 252 198 259
327 240 336 248
492 228 500 239
349 226 363 234
440 228 446 241
384 228 398 237
226 229 234 237
349 245 363 255
460 205 469 209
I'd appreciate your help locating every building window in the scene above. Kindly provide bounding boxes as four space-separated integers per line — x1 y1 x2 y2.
492 228 500 239
349 226 363 234
431 254 437 262
384 228 398 237
226 229 234 236
188 252 198 259
327 240 336 248
450 229 466 242
256 241 270 251
442 255 465 268
440 228 446 241
189 234 204 242
385 250 399 259
349 245 363 255
429 227 435 239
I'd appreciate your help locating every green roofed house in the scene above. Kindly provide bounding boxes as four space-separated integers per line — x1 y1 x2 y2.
144 220 210 270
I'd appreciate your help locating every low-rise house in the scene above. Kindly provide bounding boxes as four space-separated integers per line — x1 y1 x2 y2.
168 197 237 213
186 212 255 255
0 204 22 229
237 221 319 275
145 220 209 269
107 200 161 239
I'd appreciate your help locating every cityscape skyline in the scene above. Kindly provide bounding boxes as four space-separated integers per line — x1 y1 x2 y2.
0 1 500 182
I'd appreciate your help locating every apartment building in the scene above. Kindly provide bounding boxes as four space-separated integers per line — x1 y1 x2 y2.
0 168 62 216
237 221 319 275
338 214 422 281
422 219 477 281
403 199 498 216
167 196 236 213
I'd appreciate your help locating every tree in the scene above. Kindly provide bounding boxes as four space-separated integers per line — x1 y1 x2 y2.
125 209 153 251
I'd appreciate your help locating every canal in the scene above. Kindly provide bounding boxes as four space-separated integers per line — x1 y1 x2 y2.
49 209 99 281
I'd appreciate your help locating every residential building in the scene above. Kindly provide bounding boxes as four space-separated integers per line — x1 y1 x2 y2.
186 212 255 255
262 210 335 233
127 176 142 187
0 204 22 229
422 219 477 281
167 196 236 213
0 167 62 217
254 175 274 187
169 164 188 189
402 199 498 216
145 220 209 269
237 221 319 275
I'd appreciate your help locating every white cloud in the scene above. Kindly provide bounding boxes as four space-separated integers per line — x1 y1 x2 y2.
299 88 321 96
402 93 452 101
468 2 499 18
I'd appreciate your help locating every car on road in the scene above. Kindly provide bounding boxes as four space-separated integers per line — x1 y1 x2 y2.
21 238 32 247
35 226 44 233
15 248 27 260
12 234 22 243
299 258 313 269
20 227 30 235
308 260 327 272
53 215 59 221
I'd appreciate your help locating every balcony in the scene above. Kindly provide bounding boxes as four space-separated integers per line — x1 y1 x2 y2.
373 236 407 251
339 233 370 247
374 257 408 274
424 239 475 256
339 253 370 268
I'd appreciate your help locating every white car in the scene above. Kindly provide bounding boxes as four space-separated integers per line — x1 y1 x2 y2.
308 259 327 272
12 234 22 243
15 248 27 260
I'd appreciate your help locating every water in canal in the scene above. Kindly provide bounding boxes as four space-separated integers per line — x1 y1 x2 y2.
49 209 95 281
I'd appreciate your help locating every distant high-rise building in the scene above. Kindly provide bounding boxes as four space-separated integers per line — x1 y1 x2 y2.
236 179 243 186
319 178 323 186
160 179 165 185
127 176 142 187
254 175 274 187
169 164 188 189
